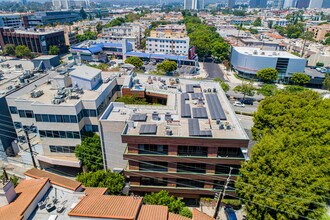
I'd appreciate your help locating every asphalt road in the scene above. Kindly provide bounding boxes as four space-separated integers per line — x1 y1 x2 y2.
203 62 227 81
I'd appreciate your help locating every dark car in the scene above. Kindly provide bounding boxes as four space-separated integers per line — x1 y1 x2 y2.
239 98 254 105
225 206 237 220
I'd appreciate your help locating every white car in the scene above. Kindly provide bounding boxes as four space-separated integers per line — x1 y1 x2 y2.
234 101 245 107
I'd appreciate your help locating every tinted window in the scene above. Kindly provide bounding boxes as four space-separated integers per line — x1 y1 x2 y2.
9 106 18 114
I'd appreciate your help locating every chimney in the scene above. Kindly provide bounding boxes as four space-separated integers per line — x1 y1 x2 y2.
0 179 17 207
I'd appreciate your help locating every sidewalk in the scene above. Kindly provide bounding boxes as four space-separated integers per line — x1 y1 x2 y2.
0 157 33 179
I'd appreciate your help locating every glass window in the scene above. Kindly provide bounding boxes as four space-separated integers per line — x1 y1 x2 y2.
56 115 63 122
9 106 18 114
18 110 25 118
73 132 80 139
92 125 99 132
35 114 42 122
63 115 70 123
25 110 34 118
70 115 77 123
49 114 56 122
66 131 73 139
42 114 49 122
39 130 46 137
69 147 75 153
50 146 56 152
59 131 66 138
46 130 53 138
90 110 97 117
14 122 22 129
53 131 60 138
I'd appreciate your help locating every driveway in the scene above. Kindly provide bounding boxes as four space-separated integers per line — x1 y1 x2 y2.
204 62 227 81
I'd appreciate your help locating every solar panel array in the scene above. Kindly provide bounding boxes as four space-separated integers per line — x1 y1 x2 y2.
188 118 212 137
191 93 204 100
139 124 157 135
186 84 200 93
182 93 189 100
192 107 208 119
181 93 191 118
131 114 147 122
205 94 227 120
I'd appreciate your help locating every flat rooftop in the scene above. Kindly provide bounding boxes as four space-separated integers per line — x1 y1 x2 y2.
234 47 303 59
4 28 63 35
102 74 249 140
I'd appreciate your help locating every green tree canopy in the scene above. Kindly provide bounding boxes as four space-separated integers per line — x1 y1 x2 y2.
316 62 324 67
323 74 330 91
256 68 278 83
252 17 262 26
76 31 97 42
144 190 192 218
48 45 60 55
15 45 32 58
257 84 278 96
4 44 16 56
237 90 330 220
291 72 310 85
211 41 230 61
125 56 143 68
77 170 125 195
234 81 256 99
214 77 230 92
157 60 178 73
116 95 148 104
75 133 103 171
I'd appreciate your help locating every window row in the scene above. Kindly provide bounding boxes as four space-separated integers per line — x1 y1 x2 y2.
49 145 76 153
35 114 78 123
18 110 34 118
39 130 80 139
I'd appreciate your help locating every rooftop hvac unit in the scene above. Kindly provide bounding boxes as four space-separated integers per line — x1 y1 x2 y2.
166 129 173 136
30 90 44 98
165 112 172 121
152 111 159 121
261 52 265 55
253 50 258 55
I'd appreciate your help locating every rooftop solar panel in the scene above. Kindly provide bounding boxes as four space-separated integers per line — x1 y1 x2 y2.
139 124 157 135
192 107 208 119
131 114 147 122
181 94 191 118
188 118 212 137
205 94 227 120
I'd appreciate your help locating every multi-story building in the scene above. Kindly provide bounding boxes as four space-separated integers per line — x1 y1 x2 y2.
102 23 144 50
309 0 323 8
146 25 190 56
25 11 82 27
52 0 90 10
283 0 297 8
249 0 267 8
228 0 236 8
99 74 250 201
0 28 66 55
231 47 307 80
0 14 23 28
6 64 126 172
184 0 204 10
297 0 310 8
307 24 330 41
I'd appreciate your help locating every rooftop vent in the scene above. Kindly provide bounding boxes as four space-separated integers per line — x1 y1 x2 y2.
165 128 173 136
30 90 44 98
165 112 172 121
152 111 159 121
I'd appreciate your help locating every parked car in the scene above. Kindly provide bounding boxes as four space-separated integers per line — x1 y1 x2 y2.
225 206 237 220
234 101 245 107
239 98 253 105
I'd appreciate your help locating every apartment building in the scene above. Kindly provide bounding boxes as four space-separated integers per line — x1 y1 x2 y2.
102 23 144 50
307 24 330 41
146 25 190 56
0 14 23 28
0 28 66 55
99 74 249 201
6 64 125 171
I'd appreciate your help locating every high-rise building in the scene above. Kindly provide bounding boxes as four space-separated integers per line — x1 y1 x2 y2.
283 0 297 8
309 0 323 8
228 0 236 8
184 0 204 10
249 0 267 8
273 0 284 8
322 0 330 8
296 0 310 8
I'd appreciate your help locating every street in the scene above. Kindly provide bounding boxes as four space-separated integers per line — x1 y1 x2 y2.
204 62 228 81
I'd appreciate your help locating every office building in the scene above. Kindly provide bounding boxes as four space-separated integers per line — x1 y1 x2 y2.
25 11 82 28
52 0 91 10
0 14 23 28
146 25 190 56
307 24 330 41
231 47 307 80
322 0 330 8
99 74 249 200
228 0 236 8
283 0 297 8
0 28 66 55
309 0 323 8
249 0 268 8
6 64 126 171
296 0 310 8
273 0 284 8
184 0 204 10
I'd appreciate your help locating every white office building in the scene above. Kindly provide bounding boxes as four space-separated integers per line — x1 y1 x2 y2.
309 0 323 8
6 64 127 171
146 37 190 56
230 47 307 80
184 0 204 10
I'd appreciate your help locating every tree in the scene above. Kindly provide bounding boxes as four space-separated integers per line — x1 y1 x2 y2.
233 81 256 100
48 45 60 55
252 17 262 26
76 31 97 42
286 23 304 38
256 68 278 83
3 44 16 56
211 41 230 61
179 207 193 218
75 133 104 171
116 95 148 104
157 60 177 73
125 56 143 69
249 28 258 34
214 77 230 92
325 37 330 45
316 62 324 67
15 45 32 58
257 84 277 96
323 74 330 91
76 170 125 195
144 190 192 218
237 90 330 220
80 7 87 19
96 22 103 33
291 72 310 85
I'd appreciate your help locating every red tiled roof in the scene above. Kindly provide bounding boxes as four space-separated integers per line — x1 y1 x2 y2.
138 205 168 220
68 195 143 219
84 187 108 196
192 209 214 220
168 213 192 220
0 178 49 220
24 168 82 191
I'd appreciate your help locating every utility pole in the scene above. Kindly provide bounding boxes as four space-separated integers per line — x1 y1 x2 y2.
213 167 233 219
24 127 37 168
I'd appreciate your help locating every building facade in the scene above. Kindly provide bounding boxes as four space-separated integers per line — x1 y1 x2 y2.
99 75 250 201
25 11 82 28
184 0 204 10
308 0 323 8
0 28 66 55
249 0 268 8
308 24 330 41
231 47 307 80
0 14 23 28
296 0 310 8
